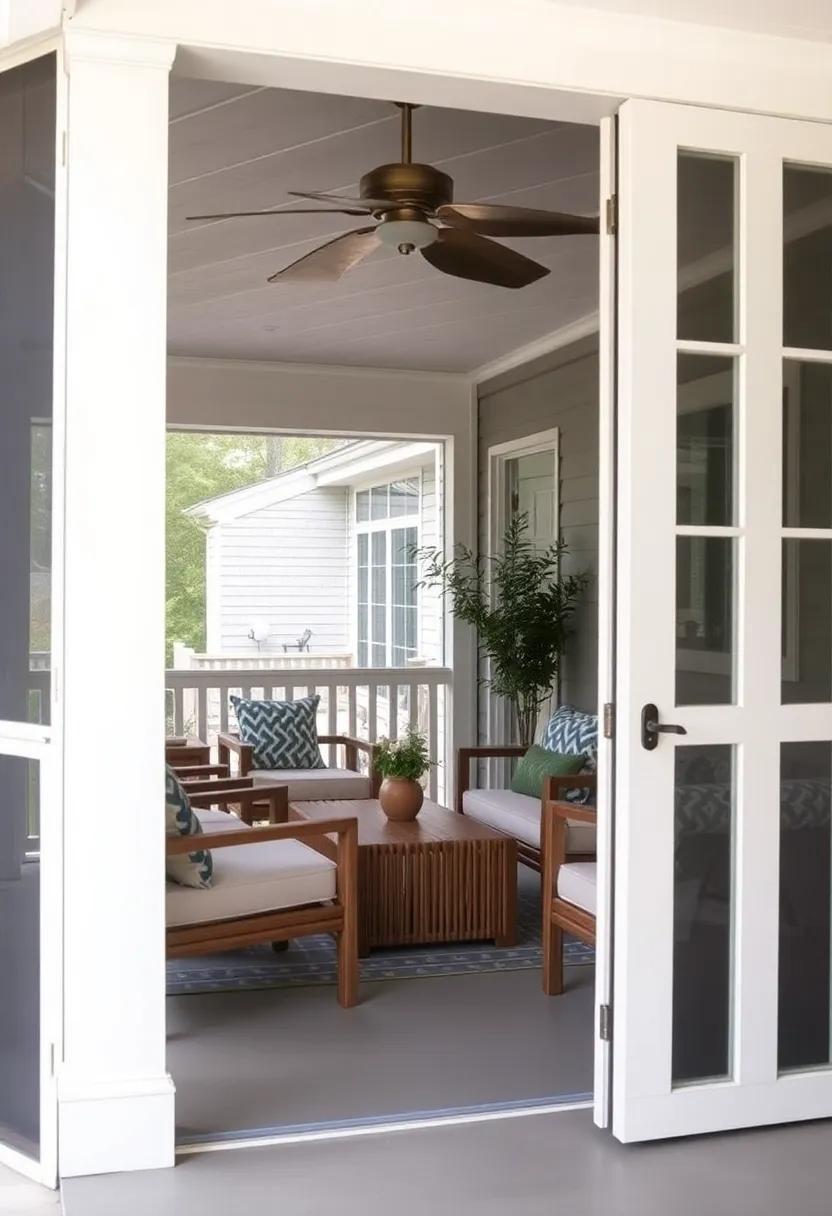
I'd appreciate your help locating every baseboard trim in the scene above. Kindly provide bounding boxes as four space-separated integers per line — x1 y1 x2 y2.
59 1074 176 1177
175 1092 594 1156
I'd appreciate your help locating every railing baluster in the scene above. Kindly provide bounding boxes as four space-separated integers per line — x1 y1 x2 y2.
197 686 208 743
428 682 439 801
219 687 229 736
348 684 357 739
368 682 378 744
328 687 338 767
173 686 184 737
389 684 399 741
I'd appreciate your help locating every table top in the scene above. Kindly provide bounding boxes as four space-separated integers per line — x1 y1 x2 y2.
289 798 510 848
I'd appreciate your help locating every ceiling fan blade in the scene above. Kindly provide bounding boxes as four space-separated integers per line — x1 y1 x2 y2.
437 203 599 237
268 227 381 283
289 189 393 211
421 228 549 289
186 207 370 221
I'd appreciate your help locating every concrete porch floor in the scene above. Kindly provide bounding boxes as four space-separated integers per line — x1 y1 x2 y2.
61 1106 832 1216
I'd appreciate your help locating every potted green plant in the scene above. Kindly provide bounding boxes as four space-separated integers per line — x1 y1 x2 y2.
416 513 588 747
375 727 432 821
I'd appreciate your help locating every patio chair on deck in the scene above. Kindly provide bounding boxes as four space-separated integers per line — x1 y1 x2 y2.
219 731 380 803
166 779 359 1007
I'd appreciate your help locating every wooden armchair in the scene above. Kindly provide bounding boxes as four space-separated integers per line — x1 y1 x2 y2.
167 796 359 1008
456 744 596 870
187 778 288 826
541 796 597 996
218 732 381 801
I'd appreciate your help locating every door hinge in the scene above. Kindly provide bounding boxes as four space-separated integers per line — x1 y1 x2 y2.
49 1042 56 1076
603 702 615 740
61 130 67 167
605 194 617 236
599 1004 613 1042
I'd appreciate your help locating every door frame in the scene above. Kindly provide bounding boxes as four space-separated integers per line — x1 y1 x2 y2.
0 34 66 1190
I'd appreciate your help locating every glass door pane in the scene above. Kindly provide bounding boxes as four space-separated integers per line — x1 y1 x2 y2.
0 52 57 1177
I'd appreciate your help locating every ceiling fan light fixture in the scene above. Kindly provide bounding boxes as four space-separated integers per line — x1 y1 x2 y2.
376 217 438 255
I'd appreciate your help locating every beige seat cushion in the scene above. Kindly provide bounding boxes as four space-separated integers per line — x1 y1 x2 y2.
250 766 371 801
462 788 596 855
166 832 336 928
557 862 597 915
194 808 250 834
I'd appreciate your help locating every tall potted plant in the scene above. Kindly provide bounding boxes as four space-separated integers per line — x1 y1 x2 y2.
416 514 588 747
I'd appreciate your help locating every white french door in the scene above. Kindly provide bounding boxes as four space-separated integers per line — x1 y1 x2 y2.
0 46 64 1186
612 99 832 1141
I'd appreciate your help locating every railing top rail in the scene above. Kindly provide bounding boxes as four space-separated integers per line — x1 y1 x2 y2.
165 665 453 688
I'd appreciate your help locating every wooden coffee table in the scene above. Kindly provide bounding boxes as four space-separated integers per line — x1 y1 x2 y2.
289 798 517 956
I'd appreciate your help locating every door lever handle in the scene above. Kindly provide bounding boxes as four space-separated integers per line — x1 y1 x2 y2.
641 703 688 750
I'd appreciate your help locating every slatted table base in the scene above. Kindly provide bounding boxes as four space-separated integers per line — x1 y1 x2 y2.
358 838 516 955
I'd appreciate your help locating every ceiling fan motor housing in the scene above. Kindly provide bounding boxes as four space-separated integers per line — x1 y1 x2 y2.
360 163 454 214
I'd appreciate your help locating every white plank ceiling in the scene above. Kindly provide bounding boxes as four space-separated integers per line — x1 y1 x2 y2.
168 80 600 373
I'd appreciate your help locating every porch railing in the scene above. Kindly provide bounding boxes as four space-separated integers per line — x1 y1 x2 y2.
172 644 354 672
165 664 452 803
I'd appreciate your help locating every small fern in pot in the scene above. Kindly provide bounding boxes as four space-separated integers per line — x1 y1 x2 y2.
375 728 432 822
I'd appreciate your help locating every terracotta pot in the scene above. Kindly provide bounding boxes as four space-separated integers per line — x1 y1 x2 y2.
379 776 424 822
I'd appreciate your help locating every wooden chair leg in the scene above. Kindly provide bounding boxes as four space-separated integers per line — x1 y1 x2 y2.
336 927 358 1008
336 821 359 1008
542 912 565 996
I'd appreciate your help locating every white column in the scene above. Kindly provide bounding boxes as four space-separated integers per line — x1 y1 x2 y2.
58 29 175 1178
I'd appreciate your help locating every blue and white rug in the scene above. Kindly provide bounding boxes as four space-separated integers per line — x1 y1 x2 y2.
167 882 594 996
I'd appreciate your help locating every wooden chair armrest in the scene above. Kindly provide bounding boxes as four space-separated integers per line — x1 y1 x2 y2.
167 815 357 854
456 744 526 813
318 735 380 793
175 764 230 781
217 731 253 778
183 776 254 796
318 734 376 755
544 773 596 806
188 783 288 825
544 798 597 827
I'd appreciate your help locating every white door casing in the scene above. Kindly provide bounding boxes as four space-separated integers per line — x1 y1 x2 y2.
613 98 832 1142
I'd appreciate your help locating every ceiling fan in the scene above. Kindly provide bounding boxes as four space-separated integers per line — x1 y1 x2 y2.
187 102 599 289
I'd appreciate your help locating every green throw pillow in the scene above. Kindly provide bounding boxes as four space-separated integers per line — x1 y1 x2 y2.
510 745 586 800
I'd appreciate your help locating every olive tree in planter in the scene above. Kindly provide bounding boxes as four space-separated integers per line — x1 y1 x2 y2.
416 513 588 747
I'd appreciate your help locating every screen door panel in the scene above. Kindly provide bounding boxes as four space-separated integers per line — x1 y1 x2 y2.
613 100 832 1142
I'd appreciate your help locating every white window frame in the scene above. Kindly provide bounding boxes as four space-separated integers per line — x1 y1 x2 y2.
355 475 421 669
485 429 560 752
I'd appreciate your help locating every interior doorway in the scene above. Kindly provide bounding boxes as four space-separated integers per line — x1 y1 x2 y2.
163 73 603 1149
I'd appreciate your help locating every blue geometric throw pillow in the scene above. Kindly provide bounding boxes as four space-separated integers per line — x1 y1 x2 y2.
165 764 213 888
540 705 598 804
231 694 325 771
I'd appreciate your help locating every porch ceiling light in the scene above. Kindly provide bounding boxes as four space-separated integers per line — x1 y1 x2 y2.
376 216 439 256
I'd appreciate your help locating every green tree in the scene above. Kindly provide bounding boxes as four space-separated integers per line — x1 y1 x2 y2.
166 433 346 663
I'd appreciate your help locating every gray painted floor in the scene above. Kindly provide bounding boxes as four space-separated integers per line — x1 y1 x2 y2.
169 963 595 1138
61 1107 832 1216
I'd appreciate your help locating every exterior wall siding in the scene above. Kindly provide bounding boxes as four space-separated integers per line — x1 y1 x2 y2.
477 334 599 745
212 485 350 655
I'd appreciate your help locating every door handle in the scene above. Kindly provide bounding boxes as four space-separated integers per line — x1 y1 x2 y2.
641 703 688 751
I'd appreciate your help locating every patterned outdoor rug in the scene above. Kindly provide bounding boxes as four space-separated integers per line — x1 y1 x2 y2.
167 881 595 996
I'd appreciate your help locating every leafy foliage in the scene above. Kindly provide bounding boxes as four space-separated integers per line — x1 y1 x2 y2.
166 433 347 663
375 727 432 782
416 514 588 745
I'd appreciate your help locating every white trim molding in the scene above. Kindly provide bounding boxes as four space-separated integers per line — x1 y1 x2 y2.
473 313 600 387
58 1075 175 1178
